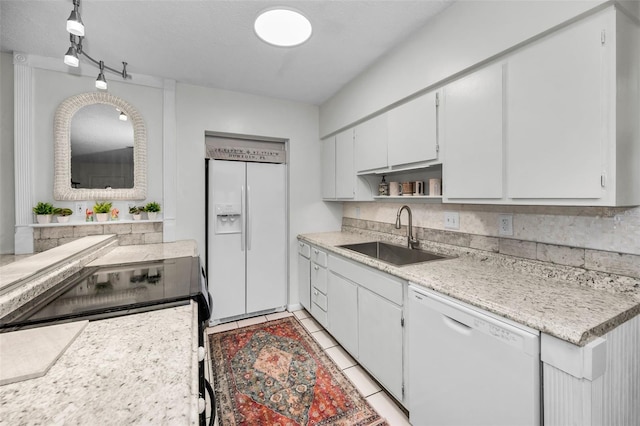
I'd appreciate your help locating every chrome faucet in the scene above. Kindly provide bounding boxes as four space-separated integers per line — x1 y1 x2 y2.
395 205 419 249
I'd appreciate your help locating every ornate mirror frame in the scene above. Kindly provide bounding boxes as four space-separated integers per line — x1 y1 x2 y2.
53 92 147 200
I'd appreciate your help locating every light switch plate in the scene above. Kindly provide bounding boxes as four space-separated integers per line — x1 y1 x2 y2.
75 202 86 216
444 211 460 230
499 214 513 236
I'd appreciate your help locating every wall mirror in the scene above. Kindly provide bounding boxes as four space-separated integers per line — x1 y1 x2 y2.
54 92 147 200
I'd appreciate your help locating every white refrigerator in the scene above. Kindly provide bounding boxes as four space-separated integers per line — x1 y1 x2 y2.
208 160 286 321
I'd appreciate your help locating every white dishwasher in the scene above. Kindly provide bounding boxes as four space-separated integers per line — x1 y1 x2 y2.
408 285 540 426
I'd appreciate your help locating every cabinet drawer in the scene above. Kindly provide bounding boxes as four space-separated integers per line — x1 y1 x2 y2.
311 263 327 293
311 303 328 328
311 247 328 267
329 254 403 305
312 287 328 311
298 241 311 258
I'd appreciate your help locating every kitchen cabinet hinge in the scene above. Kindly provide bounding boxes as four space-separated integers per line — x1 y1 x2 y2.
435 92 440 107
601 30 606 45
401 316 405 327
436 143 440 153
402 384 405 398
601 173 606 188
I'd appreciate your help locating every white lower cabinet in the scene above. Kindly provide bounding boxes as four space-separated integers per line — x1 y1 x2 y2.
327 272 359 357
358 286 403 401
326 253 406 406
297 242 311 311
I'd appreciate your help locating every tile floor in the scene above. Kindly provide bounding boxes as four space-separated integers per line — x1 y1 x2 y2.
204 309 410 426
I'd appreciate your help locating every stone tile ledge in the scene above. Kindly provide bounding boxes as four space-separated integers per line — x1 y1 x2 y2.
0 236 119 320
299 231 640 346
0 235 117 293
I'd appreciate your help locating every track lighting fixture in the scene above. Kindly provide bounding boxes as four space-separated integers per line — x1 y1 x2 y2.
62 0 131 90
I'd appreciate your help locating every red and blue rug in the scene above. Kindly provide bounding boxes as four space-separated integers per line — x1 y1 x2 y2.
209 316 388 426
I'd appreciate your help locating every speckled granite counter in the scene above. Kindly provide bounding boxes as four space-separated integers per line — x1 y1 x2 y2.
0 303 199 425
299 231 640 346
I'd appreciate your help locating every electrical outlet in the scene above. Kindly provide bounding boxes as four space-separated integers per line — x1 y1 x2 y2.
498 214 513 236
75 202 86 216
444 211 459 230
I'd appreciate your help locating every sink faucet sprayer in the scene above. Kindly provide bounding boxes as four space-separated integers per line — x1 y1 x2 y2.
395 205 419 249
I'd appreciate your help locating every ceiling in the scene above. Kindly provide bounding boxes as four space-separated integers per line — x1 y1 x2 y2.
0 0 453 105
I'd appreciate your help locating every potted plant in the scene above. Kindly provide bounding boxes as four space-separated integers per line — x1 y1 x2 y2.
93 201 112 222
129 206 143 221
144 202 161 220
33 202 55 224
53 207 73 223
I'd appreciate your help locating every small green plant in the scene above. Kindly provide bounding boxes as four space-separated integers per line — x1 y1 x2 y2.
144 202 161 213
93 201 113 214
129 206 143 214
33 202 54 215
53 207 73 216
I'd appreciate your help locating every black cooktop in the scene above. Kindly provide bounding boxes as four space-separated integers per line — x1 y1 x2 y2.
0 256 209 332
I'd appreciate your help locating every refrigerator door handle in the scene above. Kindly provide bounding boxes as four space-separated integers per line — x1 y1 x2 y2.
241 185 245 251
247 185 252 251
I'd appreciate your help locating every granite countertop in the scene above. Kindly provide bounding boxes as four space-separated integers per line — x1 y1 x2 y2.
0 303 199 425
87 239 199 266
299 231 640 346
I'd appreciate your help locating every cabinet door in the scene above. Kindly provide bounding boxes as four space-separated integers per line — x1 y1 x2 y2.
335 129 355 199
321 137 336 199
358 287 404 401
355 114 388 172
327 272 358 357
298 253 311 310
387 91 438 168
443 64 503 199
507 13 607 199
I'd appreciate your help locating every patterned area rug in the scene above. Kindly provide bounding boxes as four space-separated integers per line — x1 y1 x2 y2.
209 316 388 426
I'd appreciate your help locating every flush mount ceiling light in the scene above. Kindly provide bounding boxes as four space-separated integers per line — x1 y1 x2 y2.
254 8 312 47
62 0 131 90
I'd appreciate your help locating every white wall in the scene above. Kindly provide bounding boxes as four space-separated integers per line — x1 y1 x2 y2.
0 52 15 254
175 83 341 307
320 0 605 137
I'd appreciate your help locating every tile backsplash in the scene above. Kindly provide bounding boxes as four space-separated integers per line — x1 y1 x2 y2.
342 203 640 279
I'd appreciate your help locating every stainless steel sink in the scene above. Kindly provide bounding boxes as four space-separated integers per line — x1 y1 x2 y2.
338 241 451 266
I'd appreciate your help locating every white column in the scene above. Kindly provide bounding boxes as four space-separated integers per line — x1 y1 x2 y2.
13 52 34 254
162 79 177 242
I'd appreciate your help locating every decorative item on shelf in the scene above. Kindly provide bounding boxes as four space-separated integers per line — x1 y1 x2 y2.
62 0 132 90
402 182 414 196
93 201 112 222
413 181 424 196
33 202 55 224
110 207 119 221
389 181 401 196
85 208 93 222
378 175 389 196
428 178 442 196
53 207 73 223
144 202 161 220
129 206 143 221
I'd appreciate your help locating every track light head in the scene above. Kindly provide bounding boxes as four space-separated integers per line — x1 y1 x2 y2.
66 4 84 36
64 45 79 67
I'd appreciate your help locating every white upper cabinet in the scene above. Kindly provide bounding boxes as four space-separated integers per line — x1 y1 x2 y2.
506 10 606 201
322 129 357 200
387 91 439 169
335 129 355 199
354 113 388 172
321 137 336 199
442 63 504 200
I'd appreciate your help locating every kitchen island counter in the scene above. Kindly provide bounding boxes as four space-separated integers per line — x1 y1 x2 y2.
299 231 640 346
0 303 200 425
